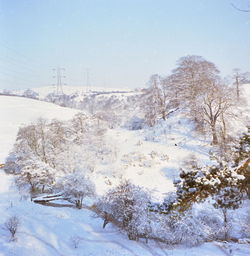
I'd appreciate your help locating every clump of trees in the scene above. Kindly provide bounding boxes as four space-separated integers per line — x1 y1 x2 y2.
141 55 244 146
97 179 239 245
170 127 250 240
141 74 179 127
4 113 109 200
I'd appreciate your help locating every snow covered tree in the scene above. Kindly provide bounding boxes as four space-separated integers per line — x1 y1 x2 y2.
213 187 243 240
234 126 250 165
174 162 245 241
14 118 73 170
141 74 178 126
71 112 89 139
15 158 56 194
169 55 235 144
15 118 50 164
174 165 245 211
233 126 250 198
4 152 22 174
170 55 220 110
58 171 95 209
99 180 151 240
141 74 161 126
4 216 20 242
201 84 233 144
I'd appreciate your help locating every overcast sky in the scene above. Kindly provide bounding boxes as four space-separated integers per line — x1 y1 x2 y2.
0 0 250 90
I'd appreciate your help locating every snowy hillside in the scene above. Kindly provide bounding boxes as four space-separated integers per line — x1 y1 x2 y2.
0 96 80 163
242 83 250 108
32 85 134 98
0 92 250 255
0 85 135 99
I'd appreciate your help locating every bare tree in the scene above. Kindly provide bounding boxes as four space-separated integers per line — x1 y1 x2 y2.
141 74 178 126
170 55 220 122
142 74 161 126
202 85 233 144
168 55 237 144
4 216 20 241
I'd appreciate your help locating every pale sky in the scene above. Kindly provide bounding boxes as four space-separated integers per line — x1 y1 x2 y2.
0 0 250 90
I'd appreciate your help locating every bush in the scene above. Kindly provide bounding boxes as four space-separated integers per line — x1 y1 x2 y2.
4 216 20 241
98 180 151 240
59 171 95 209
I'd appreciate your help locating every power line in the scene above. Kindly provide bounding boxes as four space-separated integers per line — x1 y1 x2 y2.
0 40 44 69
53 66 66 95
0 54 41 74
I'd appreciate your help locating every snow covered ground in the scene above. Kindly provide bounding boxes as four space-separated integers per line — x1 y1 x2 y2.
0 96 80 163
0 94 250 255
1 85 135 100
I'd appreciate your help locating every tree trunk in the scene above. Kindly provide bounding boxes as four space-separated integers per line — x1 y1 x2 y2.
247 187 250 199
212 126 218 145
162 111 166 120
76 199 82 209
236 77 240 99
221 113 227 143
222 209 229 241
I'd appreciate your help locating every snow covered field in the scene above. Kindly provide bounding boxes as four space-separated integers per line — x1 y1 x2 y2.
0 94 250 255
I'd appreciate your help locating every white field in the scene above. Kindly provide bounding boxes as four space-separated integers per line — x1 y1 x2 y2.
0 92 250 255
10 85 135 99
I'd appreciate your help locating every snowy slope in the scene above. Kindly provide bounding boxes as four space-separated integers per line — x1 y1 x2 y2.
94 115 212 201
0 95 80 163
0 95 250 255
242 83 250 110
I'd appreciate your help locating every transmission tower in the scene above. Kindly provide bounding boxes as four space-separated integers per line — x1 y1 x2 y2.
52 66 66 95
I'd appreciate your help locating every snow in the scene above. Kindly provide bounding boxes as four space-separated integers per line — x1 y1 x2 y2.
0 96 79 163
0 94 250 255
12 85 135 99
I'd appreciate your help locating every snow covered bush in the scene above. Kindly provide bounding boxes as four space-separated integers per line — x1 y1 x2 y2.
4 216 20 242
195 208 225 241
148 208 209 246
125 116 144 130
241 210 250 238
149 192 177 214
22 89 38 99
70 235 82 249
170 211 207 246
98 180 151 240
58 171 95 209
